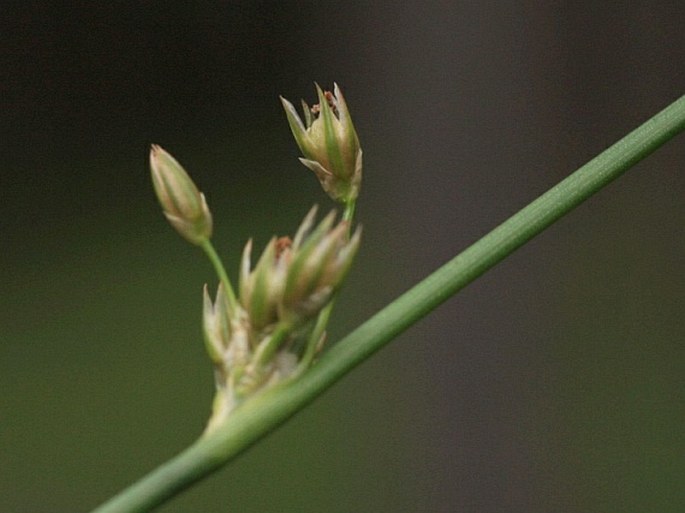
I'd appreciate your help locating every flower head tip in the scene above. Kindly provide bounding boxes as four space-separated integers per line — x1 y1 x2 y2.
281 84 362 203
149 144 213 245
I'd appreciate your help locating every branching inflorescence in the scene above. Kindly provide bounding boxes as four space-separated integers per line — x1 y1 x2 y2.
149 84 362 432
94 86 685 513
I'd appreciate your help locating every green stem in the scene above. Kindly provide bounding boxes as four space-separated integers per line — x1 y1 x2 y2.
342 198 356 224
200 239 238 310
90 94 685 513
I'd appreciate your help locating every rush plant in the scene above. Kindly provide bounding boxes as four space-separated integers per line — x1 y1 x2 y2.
90 87 685 513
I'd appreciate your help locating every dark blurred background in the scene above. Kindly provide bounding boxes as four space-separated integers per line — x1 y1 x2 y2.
1 3 684 512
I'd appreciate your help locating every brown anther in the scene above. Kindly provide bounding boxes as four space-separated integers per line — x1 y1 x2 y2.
275 236 292 258
310 90 339 118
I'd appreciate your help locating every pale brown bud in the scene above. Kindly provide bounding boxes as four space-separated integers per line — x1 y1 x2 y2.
149 144 213 244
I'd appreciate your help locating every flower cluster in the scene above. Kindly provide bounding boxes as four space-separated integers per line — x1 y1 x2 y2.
148 83 362 430
240 207 360 329
281 84 362 203
202 208 360 429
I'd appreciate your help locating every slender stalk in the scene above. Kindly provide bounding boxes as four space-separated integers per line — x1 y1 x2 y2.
200 239 238 310
91 94 685 513
342 198 356 224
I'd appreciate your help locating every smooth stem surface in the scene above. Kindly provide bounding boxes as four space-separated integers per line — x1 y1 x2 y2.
200 239 237 309
91 94 685 513
342 198 355 223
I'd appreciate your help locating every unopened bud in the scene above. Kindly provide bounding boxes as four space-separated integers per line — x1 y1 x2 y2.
280 84 362 203
149 144 213 244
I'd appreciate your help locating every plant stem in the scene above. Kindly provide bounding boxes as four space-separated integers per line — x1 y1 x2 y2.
342 198 355 224
90 94 685 513
200 239 238 310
